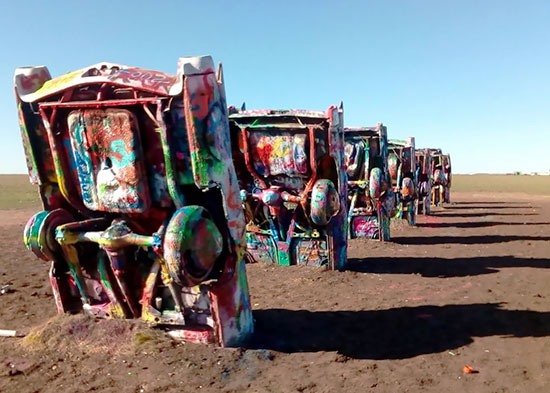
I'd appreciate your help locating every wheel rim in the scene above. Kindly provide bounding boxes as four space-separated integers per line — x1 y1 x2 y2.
163 206 223 287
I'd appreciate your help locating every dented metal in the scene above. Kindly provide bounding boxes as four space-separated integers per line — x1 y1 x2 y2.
388 137 417 225
15 57 253 347
229 106 348 270
430 150 452 206
344 124 394 240
415 148 434 215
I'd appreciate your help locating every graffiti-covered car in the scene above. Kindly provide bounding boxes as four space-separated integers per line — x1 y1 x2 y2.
388 137 417 225
431 150 452 205
229 106 348 270
14 56 253 346
344 124 395 240
415 148 433 215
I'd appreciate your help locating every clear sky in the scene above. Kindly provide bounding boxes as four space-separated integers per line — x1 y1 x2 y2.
1 1 549 174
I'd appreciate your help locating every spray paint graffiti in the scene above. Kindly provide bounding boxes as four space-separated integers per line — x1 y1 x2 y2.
388 137 417 225
249 134 309 177
14 56 253 347
415 148 434 215
67 109 147 212
430 150 452 206
344 124 393 240
108 68 175 93
229 105 348 270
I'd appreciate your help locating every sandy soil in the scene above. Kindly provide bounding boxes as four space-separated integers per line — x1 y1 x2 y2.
0 192 549 393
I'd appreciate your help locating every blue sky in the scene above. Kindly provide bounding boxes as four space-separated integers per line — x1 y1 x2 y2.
1 0 549 174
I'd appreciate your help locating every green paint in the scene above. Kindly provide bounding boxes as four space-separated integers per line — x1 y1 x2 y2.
277 250 290 266
67 261 89 304
158 126 186 207
363 139 370 181
98 253 113 292
18 112 40 184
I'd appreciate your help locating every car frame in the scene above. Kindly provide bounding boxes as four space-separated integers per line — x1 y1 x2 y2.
229 105 348 270
388 137 417 225
431 150 452 206
344 124 395 240
415 148 433 215
14 56 253 347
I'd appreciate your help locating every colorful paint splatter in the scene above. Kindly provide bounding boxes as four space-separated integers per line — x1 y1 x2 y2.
344 124 393 241
229 106 348 270
14 56 253 347
388 137 417 225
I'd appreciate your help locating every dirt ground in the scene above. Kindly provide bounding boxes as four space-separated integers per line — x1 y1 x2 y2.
0 191 549 393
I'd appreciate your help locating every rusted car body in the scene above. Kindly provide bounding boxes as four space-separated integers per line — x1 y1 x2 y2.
415 148 433 215
229 106 348 270
431 151 452 205
388 137 417 225
344 124 395 240
14 56 253 346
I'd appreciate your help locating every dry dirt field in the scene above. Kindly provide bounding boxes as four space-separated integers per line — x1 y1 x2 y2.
0 176 549 392
452 175 550 195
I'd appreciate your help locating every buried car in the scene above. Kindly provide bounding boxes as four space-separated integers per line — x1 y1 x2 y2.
415 148 433 215
388 137 417 225
14 56 253 347
431 150 452 206
344 124 395 240
229 106 348 270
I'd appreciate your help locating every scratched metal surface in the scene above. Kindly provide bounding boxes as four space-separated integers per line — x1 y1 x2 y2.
14 57 253 347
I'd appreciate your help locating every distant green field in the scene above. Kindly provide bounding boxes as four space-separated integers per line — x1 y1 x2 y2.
0 175 40 209
452 174 550 195
0 174 548 210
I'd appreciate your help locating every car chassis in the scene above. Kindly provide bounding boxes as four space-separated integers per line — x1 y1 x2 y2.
431 150 452 206
229 106 348 270
344 124 395 240
14 56 253 347
388 137 417 225
415 148 434 215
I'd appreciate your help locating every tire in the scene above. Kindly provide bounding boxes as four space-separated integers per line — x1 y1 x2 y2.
369 168 383 199
401 177 415 203
388 153 399 181
163 206 223 287
24 209 74 261
310 179 340 226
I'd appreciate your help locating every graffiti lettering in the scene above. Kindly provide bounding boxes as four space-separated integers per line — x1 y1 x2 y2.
36 70 82 96
108 68 175 93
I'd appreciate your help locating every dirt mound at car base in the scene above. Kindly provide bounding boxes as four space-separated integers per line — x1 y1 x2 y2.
20 315 162 355
3 315 279 392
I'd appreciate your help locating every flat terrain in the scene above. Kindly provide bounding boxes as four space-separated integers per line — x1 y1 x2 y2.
0 175 38 209
453 174 550 195
0 176 549 392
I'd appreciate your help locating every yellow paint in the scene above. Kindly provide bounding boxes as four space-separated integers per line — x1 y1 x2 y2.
109 303 126 319
141 306 159 324
35 69 82 97
271 138 290 159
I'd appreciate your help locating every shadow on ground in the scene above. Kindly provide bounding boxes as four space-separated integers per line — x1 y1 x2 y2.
391 235 550 245
453 201 529 205
433 212 539 218
417 221 550 229
347 256 550 277
250 303 550 359
444 205 535 210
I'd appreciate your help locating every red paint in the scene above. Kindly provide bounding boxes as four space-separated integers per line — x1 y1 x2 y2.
18 69 49 91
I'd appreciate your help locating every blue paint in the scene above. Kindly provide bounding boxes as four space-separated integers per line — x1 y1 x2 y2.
110 140 135 168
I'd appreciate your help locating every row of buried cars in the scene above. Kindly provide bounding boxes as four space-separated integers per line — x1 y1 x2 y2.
13 56 451 347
